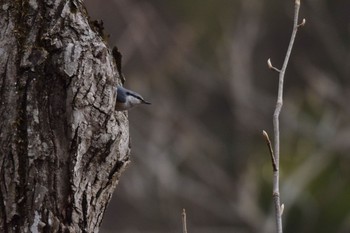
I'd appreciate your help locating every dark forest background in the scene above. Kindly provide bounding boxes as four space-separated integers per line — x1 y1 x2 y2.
84 1 350 232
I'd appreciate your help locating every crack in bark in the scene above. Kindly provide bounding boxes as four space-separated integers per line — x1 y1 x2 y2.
91 104 108 116
81 192 88 233
0 178 8 233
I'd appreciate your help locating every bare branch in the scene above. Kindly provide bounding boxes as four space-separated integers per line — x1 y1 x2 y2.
267 1 304 232
182 208 188 233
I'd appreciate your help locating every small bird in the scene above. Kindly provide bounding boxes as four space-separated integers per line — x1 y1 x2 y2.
115 86 151 111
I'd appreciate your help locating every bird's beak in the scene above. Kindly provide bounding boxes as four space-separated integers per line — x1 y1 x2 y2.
142 100 151 105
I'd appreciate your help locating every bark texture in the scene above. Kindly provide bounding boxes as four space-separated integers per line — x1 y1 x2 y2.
0 0 130 232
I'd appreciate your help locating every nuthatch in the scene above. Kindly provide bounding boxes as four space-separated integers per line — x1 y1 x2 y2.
115 86 151 111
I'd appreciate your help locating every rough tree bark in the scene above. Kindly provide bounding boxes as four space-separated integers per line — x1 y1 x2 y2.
0 0 130 232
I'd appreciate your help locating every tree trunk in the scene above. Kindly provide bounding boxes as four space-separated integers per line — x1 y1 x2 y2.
0 1 130 232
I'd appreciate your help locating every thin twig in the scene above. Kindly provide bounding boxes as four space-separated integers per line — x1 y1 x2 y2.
262 130 277 172
267 1 304 233
267 58 281 73
297 18 306 27
182 208 188 233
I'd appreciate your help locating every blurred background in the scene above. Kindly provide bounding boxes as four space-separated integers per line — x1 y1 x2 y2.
84 0 350 232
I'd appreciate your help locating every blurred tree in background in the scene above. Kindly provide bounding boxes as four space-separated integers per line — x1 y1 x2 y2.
84 0 350 232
